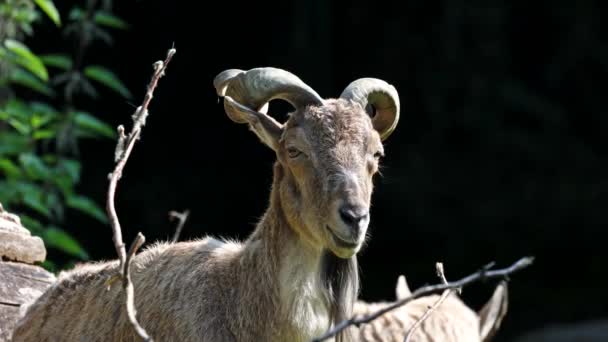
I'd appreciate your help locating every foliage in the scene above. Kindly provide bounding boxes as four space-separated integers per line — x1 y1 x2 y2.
0 0 130 271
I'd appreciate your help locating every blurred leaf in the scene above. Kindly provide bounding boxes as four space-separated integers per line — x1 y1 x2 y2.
68 7 84 21
11 7 39 24
20 22 34 36
57 158 81 183
44 226 89 259
0 158 20 178
80 77 99 98
9 68 54 96
22 186 51 218
0 181 19 204
41 154 57 164
31 113 55 129
8 118 31 135
4 39 49 81
93 26 113 45
18 214 45 236
84 65 131 98
40 260 57 273
33 129 56 140
19 153 52 180
73 111 115 138
51 173 73 197
40 54 73 70
94 11 128 30
66 194 108 223
30 101 58 115
0 132 30 155
45 191 63 220
3 99 30 121
34 0 61 26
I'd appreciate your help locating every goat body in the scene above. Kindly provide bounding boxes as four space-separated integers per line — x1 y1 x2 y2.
12 67 400 342
351 276 509 342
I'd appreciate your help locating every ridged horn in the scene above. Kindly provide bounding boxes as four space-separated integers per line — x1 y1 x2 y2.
214 67 324 124
340 78 400 140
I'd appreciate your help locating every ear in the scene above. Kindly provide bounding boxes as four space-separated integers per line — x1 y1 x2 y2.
395 274 411 300
479 281 509 342
223 96 283 151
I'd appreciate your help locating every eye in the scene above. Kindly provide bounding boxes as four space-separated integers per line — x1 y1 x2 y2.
287 147 302 158
373 151 384 160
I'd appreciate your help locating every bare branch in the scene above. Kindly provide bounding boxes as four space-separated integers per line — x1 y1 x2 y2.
169 210 190 243
105 46 176 342
312 256 534 342
404 262 451 342
124 233 148 340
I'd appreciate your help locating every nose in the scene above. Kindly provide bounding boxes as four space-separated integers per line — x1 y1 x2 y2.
339 205 369 231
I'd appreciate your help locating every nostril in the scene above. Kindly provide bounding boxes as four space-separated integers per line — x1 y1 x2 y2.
340 208 356 225
339 206 369 227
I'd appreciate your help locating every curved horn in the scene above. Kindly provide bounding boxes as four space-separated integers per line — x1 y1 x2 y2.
340 78 400 140
213 67 324 124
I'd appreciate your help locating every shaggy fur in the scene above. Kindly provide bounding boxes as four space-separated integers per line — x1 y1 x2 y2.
351 276 509 342
12 85 394 340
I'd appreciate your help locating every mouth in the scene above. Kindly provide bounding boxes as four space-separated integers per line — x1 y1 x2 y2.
326 226 359 249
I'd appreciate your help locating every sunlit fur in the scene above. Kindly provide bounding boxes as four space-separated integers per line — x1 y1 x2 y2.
351 277 509 342
12 99 387 342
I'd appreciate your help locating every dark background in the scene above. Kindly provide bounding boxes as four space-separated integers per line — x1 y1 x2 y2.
30 0 608 340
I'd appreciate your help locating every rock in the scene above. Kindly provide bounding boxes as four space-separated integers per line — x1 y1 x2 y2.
0 203 56 342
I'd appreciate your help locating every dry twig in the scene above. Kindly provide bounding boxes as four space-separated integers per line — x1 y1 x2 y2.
312 256 534 342
105 46 176 341
169 209 190 243
404 262 452 342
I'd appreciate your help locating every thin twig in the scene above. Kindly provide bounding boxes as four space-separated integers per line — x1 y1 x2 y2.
105 46 176 342
169 209 190 243
404 262 451 342
312 256 534 342
124 233 147 339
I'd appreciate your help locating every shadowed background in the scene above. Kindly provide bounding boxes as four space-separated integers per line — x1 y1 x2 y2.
22 0 608 340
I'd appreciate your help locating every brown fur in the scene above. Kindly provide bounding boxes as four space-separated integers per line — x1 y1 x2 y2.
12 98 391 342
351 276 509 342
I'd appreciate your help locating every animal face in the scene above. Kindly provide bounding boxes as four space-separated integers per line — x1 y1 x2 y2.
278 100 384 258
214 67 399 259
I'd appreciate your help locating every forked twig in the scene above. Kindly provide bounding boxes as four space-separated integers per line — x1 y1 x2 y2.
312 257 534 342
404 262 452 341
105 46 176 341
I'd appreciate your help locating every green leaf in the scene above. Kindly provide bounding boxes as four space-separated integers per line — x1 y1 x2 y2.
0 132 30 156
4 39 49 81
0 181 19 204
44 226 89 259
4 99 30 121
8 118 31 135
31 113 54 129
40 54 73 70
22 187 51 218
34 0 61 26
57 158 81 183
40 260 57 273
33 129 56 140
94 11 128 30
84 65 131 98
68 7 84 21
66 194 108 223
19 153 52 180
30 101 58 115
50 174 73 197
0 158 21 178
73 111 116 139
9 68 54 96
18 214 45 236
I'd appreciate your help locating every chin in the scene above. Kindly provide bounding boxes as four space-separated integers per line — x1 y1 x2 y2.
330 245 361 259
